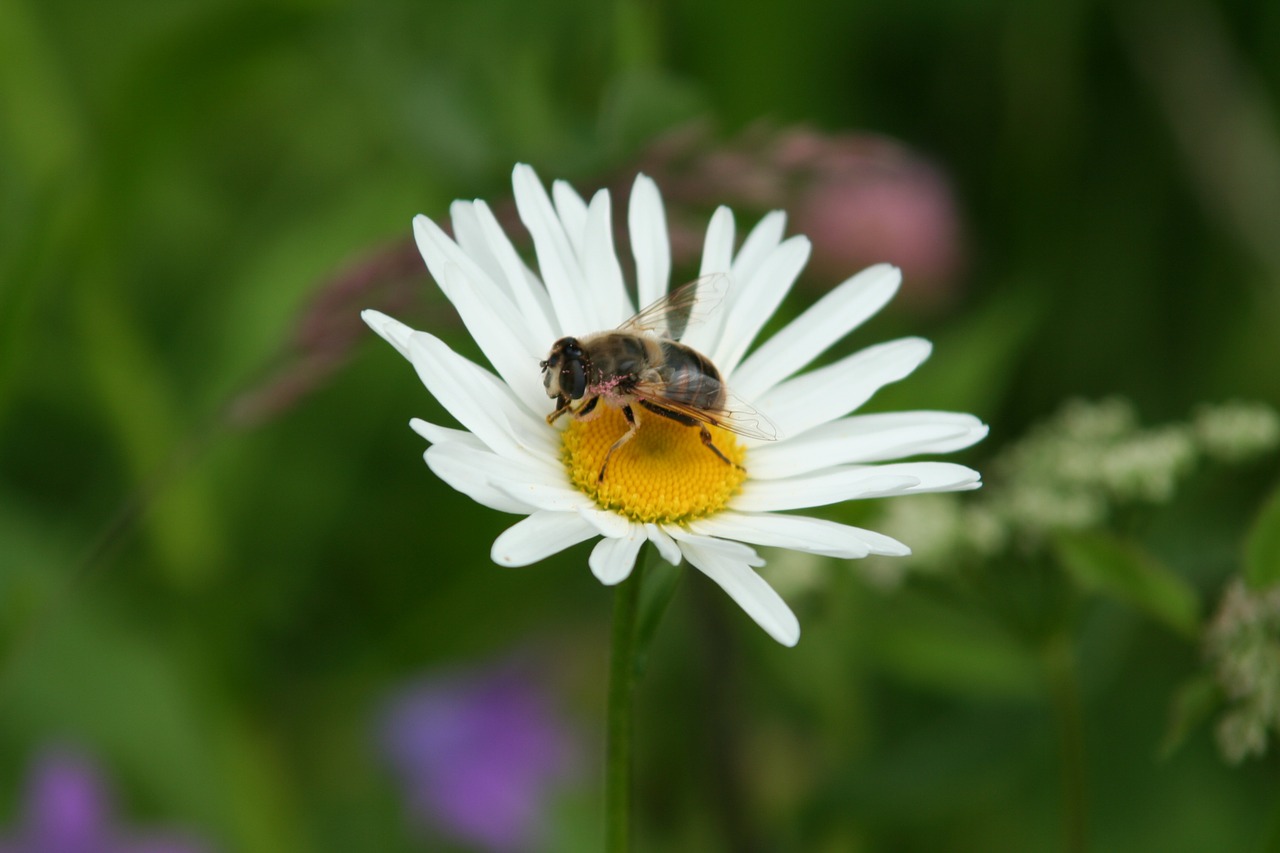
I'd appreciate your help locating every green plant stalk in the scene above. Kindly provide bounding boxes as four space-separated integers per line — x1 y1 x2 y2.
1045 634 1088 853
606 551 648 852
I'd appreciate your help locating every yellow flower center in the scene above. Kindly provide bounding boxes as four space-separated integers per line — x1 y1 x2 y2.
561 405 747 524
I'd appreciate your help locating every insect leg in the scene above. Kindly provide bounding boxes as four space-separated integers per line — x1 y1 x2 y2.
572 395 600 420
637 400 742 470
697 423 744 470
599 404 639 482
546 394 573 425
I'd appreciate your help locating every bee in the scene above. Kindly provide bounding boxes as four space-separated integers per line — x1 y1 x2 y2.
540 275 777 482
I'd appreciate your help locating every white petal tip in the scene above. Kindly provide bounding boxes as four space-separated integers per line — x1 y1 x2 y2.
408 418 433 441
512 163 539 184
767 608 801 648
361 310 414 353
490 549 524 567
767 619 801 647
591 567 632 586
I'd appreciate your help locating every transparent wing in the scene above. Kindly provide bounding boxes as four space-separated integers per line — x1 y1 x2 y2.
632 380 779 442
618 273 729 340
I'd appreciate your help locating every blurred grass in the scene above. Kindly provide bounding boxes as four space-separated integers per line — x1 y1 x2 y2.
3 0 1280 850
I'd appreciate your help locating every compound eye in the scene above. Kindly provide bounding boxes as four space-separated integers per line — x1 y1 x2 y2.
565 360 587 399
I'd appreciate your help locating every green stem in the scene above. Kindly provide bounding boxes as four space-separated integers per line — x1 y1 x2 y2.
1262 785 1280 853
606 551 648 852
1045 634 1088 853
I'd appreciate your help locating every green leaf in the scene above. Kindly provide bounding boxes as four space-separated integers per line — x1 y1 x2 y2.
1158 674 1223 760
1244 482 1280 590
1053 531 1199 637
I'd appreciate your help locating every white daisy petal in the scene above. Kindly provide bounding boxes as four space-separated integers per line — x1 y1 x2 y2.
583 189 634 325
705 210 784 361
733 469 921 512
471 200 557 344
492 510 599 567
748 411 989 479
424 447 537 515
645 523 682 565
628 174 671 311
413 216 544 363
689 511 910 558
552 179 589 260
731 263 903 400
437 264 548 414
422 440 583 514
493 480 592 512
678 206 737 355
402 330 555 462
884 461 983 492
427 440 568 493
413 217 554 412
735 461 980 512
409 417 485 449
759 337 933 440
513 164 591 334
699 206 736 277
363 311 542 458
362 309 414 359
713 235 811 375
667 528 764 567
730 210 787 284
449 201 506 294
829 525 912 556
579 506 633 539
589 526 645 585
677 534 800 646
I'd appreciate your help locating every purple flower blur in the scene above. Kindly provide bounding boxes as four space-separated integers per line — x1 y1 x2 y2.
0 748 212 853
378 661 577 852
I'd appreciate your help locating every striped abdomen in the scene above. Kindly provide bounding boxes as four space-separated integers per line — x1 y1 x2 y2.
656 340 726 410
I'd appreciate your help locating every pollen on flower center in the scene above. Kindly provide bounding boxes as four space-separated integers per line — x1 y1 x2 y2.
561 405 747 524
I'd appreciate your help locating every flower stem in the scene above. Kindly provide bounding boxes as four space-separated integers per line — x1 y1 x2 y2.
606 550 649 853
1045 634 1088 853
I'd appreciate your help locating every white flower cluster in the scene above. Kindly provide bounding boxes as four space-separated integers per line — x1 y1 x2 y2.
865 398 1279 582
1205 578 1280 763
1193 401 1280 463
999 398 1197 512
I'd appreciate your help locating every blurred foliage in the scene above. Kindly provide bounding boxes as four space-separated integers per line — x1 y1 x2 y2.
3 0 1280 851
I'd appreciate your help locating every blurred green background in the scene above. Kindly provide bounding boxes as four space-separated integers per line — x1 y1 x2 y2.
3 0 1280 850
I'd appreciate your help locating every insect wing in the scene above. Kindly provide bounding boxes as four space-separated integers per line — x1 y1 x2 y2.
618 273 729 340
632 381 779 442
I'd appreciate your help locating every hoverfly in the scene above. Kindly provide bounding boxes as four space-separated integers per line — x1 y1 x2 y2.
540 275 777 482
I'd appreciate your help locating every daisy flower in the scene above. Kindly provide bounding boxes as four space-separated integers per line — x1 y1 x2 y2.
362 164 985 646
